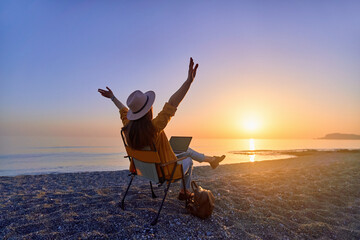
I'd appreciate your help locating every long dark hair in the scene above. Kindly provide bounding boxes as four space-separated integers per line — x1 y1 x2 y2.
122 109 157 150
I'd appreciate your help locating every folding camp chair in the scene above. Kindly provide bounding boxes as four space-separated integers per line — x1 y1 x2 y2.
119 129 189 225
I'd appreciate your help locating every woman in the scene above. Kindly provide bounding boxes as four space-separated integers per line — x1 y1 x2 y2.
98 57 225 200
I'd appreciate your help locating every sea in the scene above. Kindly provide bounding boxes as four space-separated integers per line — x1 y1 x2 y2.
0 136 359 176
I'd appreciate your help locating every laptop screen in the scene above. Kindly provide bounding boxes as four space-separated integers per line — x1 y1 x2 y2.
169 136 192 153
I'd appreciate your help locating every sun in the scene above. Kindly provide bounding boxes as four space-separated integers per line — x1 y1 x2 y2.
243 117 261 132
235 113 263 135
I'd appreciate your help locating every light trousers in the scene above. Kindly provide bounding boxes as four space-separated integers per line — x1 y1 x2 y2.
175 148 205 190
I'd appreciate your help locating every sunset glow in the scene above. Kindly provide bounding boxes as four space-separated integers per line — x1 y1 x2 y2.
0 1 359 139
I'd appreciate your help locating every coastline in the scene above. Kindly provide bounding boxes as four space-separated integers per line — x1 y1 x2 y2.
2 137 360 177
1 151 359 239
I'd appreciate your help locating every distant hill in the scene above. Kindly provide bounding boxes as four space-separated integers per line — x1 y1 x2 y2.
319 133 360 140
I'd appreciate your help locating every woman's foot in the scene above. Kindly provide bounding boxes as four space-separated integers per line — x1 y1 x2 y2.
178 190 193 201
210 155 226 169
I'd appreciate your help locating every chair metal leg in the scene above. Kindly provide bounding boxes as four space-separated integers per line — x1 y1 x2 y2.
119 175 134 210
150 181 157 198
151 164 178 226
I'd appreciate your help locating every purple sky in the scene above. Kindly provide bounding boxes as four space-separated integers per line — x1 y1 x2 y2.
1 1 359 138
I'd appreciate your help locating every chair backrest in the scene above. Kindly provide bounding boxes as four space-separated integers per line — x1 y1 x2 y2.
124 145 162 183
121 130 164 183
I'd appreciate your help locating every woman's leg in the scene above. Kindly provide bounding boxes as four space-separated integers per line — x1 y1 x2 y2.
180 157 193 190
181 148 219 163
177 148 226 169
184 148 206 162
177 150 225 198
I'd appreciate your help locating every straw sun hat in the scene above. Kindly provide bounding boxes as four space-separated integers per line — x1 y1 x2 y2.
126 90 156 120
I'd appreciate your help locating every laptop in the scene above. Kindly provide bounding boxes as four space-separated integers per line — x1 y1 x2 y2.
169 136 192 154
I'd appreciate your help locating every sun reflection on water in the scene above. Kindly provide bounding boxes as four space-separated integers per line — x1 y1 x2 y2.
249 139 255 162
249 139 255 150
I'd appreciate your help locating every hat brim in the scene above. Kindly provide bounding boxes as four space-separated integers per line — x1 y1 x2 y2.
127 91 155 120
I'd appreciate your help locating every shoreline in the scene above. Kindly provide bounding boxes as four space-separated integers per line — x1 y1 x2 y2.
1 151 359 239
1 149 359 178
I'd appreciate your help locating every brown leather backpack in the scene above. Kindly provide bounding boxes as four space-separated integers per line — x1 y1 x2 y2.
187 181 215 219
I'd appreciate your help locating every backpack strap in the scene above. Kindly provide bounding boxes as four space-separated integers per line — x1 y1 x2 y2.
191 181 198 191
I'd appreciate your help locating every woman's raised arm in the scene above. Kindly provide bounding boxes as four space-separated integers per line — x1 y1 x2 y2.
98 86 126 110
168 57 199 108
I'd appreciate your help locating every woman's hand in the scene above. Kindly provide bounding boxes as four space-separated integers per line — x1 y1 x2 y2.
98 87 125 110
168 57 199 108
98 87 114 99
187 57 199 83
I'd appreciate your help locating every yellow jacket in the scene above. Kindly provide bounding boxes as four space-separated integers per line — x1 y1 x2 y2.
120 102 181 179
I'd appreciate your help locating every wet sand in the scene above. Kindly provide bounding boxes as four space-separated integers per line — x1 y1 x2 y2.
1 150 359 239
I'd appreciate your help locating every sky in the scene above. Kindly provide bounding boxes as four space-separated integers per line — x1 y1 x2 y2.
0 1 359 139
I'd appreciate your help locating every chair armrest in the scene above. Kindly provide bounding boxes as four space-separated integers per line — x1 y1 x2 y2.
160 156 187 167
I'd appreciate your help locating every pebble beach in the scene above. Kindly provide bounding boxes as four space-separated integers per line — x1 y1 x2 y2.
1 150 359 239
